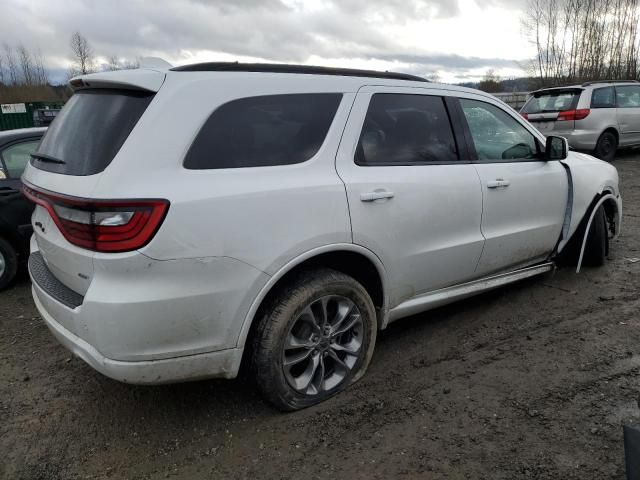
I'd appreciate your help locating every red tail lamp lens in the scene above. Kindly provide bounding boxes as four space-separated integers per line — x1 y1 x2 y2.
23 184 169 253
557 109 590 121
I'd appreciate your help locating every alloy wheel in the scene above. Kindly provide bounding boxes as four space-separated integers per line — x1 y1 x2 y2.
282 295 363 395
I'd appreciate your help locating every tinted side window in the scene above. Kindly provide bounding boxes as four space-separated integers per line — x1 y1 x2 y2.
460 99 538 161
184 94 342 169
356 94 457 166
2 140 40 178
616 85 640 108
591 87 616 108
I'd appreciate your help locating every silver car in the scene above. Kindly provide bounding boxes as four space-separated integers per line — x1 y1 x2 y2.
520 80 640 161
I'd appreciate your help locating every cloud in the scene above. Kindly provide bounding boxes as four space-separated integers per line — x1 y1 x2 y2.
2 0 530 84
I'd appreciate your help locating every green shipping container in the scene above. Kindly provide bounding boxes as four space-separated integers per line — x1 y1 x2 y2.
0 101 65 131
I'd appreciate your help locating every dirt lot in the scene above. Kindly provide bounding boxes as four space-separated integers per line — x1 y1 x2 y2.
1 155 639 480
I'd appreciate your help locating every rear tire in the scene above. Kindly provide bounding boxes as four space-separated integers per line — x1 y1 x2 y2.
582 205 609 267
0 237 18 291
594 131 618 162
251 269 377 411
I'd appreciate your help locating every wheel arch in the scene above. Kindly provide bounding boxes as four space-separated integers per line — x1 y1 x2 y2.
236 243 388 359
574 191 621 272
601 126 619 142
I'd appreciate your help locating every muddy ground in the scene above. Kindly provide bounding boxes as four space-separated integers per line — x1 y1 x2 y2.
1 154 639 480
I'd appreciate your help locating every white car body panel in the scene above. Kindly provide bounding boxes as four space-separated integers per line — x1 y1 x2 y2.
473 160 567 275
556 151 621 252
336 86 485 307
21 67 622 385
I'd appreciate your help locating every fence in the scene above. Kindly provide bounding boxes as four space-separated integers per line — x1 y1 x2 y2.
0 102 65 131
493 92 530 111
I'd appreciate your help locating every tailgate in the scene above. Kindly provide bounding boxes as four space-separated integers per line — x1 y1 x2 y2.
521 88 582 134
31 203 94 295
526 111 574 134
22 70 163 297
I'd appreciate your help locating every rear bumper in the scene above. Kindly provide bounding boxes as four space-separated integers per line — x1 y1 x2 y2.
28 248 269 384
531 123 599 150
34 286 243 384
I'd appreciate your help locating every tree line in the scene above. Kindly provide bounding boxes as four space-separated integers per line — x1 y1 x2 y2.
0 32 139 103
523 0 640 87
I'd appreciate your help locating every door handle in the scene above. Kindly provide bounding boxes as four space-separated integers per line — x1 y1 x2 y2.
487 179 511 189
360 190 394 202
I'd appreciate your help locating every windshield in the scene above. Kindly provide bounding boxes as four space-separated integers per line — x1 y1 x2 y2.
522 90 581 114
33 89 154 176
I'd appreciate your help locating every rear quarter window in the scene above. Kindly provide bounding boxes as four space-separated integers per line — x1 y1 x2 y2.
591 87 616 108
183 93 342 169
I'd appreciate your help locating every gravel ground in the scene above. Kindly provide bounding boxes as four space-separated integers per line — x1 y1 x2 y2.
1 154 639 480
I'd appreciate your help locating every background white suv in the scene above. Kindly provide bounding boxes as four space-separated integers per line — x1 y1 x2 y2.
23 64 621 410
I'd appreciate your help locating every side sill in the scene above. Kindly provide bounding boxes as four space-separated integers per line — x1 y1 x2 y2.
387 262 554 324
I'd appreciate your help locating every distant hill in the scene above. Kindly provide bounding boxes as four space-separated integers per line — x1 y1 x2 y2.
458 77 538 93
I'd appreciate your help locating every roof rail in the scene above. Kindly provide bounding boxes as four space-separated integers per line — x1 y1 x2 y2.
581 79 639 86
170 62 428 82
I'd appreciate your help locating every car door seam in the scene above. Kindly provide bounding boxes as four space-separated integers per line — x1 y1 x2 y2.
333 90 363 244
472 164 487 273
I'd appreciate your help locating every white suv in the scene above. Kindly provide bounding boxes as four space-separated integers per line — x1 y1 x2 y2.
23 63 622 410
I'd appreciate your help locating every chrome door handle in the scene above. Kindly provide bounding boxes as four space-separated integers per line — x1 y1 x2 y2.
360 190 394 202
487 179 511 189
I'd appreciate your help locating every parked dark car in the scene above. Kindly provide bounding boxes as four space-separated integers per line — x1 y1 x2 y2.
0 127 46 289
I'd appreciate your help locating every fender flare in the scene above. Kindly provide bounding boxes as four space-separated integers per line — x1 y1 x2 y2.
576 192 621 273
235 243 389 350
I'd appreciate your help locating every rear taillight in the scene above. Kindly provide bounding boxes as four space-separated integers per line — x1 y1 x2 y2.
557 108 590 121
23 183 169 253
520 112 529 120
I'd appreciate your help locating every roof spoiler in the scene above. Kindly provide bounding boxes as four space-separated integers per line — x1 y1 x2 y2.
581 79 639 86
69 62 170 93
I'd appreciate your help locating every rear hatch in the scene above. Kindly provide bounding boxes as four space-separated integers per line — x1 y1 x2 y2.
23 69 165 297
521 88 586 134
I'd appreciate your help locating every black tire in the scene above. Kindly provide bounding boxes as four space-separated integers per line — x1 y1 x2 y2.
251 268 377 411
0 237 18 291
582 205 609 267
594 131 618 162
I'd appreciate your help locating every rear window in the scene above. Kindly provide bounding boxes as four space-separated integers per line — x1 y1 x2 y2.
183 93 342 169
522 90 581 114
33 89 154 176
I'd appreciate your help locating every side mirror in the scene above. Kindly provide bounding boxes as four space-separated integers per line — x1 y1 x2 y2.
545 135 568 160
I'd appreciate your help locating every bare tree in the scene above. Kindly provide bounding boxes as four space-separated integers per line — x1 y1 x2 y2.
69 31 95 76
523 0 640 86
3 43 20 85
479 69 502 92
104 55 121 71
33 49 49 85
103 54 140 71
16 44 35 85
121 57 140 70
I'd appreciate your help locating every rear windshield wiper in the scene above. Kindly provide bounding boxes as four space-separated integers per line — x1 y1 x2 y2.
30 153 66 164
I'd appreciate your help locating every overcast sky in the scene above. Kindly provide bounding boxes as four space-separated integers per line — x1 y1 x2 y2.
4 0 533 84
